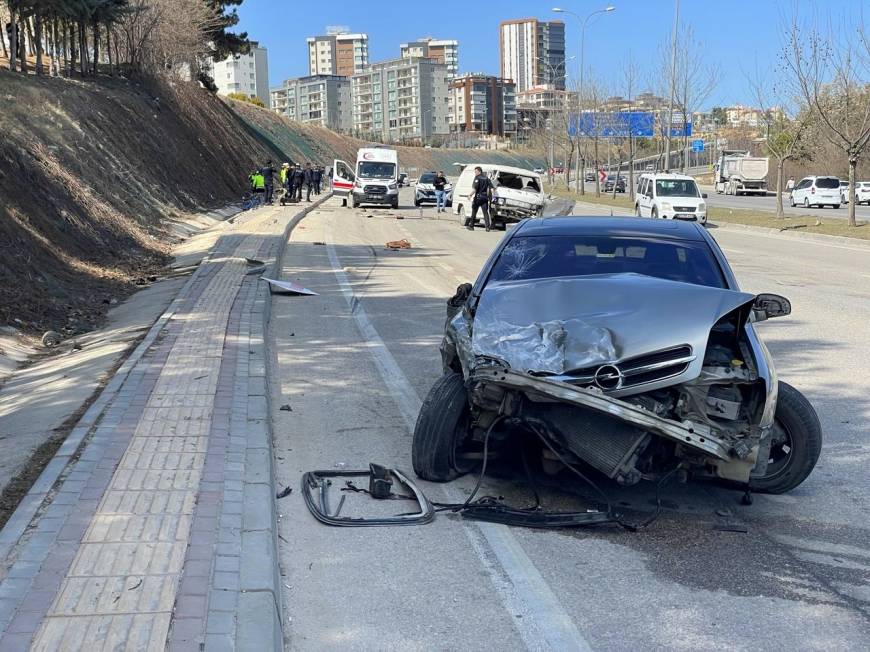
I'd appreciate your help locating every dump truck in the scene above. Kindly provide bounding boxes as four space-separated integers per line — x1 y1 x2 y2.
714 150 769 195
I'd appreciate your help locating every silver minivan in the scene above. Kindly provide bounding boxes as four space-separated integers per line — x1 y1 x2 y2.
790 176 841 208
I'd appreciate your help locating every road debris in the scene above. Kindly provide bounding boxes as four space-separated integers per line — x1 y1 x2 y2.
385 239 412 250
276 486 293 499
279 404 293 411
301 464 434 526
261 278 318 296
41 331 62 348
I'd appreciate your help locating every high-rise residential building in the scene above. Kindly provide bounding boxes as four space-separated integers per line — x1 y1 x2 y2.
448 74 517 136
499 18 565 93
208 41 270 106
270 75 352 133
307 28 369 77
351 58 450 143
400 38 459 77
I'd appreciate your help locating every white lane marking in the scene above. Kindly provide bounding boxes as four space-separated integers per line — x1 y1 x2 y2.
326 228 593 652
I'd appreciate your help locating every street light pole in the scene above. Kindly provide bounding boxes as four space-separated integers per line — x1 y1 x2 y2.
664 0 680 172
553 6 615 195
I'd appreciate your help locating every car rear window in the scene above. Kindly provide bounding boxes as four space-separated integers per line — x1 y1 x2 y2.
816 177 839 189
488 236 726 288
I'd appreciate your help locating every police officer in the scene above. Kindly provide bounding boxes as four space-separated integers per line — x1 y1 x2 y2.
467 166 492 231
304 163 315 202
293 164 305 202
261 160 275 204
313 166 323 195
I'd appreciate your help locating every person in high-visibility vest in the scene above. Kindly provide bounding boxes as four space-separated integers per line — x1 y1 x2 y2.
279 163 290 205
249 171 265 193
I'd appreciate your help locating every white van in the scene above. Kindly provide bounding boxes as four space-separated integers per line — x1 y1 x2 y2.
452 164 545 229
635 173 708 224
789 176 841 209
353 147 399 209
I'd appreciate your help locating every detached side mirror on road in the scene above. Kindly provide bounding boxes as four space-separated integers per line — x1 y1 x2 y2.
753 293 791 322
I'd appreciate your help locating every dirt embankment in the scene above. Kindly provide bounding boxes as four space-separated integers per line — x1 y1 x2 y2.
228 100 546 173
0 71 282 336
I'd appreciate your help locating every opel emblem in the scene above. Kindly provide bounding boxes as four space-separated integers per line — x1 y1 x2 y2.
594 364 623 390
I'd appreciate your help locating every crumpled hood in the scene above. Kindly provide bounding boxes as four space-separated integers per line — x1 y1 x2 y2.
470 274 755 378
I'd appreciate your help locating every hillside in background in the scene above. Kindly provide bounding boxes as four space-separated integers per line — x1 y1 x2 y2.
0 73 544 338
228 100 545 173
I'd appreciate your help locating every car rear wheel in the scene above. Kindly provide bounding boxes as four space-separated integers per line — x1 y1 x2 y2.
832 204 840 209
412 373 475 481
458 206 467 226
803 197 810 208
414 197 421 207
753 382 822 494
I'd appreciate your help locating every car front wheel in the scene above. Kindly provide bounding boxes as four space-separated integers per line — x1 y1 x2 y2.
753 382 823 494
412 373 474 482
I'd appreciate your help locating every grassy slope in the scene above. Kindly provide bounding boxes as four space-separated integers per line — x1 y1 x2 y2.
227 100 547 174
0 72 282 333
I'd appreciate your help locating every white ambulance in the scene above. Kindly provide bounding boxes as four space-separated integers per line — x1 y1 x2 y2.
331 146 399 209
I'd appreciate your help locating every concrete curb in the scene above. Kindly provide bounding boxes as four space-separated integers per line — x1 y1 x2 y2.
252 192 333 651
709 219 870 249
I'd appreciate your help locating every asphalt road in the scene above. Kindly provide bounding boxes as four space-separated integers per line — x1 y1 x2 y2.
577 180 870 221
268 189 870 650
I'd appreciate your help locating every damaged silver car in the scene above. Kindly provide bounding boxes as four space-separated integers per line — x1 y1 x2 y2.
413 217 822 494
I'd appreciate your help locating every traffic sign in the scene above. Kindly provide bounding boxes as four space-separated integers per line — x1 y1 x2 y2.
691 139 705 152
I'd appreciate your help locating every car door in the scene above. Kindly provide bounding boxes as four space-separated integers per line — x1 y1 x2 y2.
639 179 653 216
332 159 354 198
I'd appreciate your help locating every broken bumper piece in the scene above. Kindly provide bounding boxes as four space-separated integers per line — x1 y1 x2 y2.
470 367 732 461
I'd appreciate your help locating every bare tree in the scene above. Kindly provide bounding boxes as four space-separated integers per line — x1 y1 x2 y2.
784 13 870 226
749 66 814 218
675 26 719 172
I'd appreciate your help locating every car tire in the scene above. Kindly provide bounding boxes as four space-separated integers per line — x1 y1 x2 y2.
803 197 809 208
832 204 840 209
392 198 399 209
789 195 796 207
651 207 659 219
352 197 360 208
414 198 421 207
753 382 823 494
412 372 472 482
458 205 467 226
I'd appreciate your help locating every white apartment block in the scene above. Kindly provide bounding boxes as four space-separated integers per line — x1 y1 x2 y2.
400 38 459 77
307 29 369 77
499 19 565 93
270 75 352 133
209 41 270 106
351 58 450 143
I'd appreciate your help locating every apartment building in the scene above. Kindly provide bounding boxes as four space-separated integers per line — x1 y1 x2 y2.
499 19 565 93
307 28 369 77
448 74 517 136
400 38 459 77
209 41 270 106
269 75 352 132
351 58 450 143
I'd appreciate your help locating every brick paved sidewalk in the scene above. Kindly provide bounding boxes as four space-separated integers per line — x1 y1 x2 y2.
0 199 325 651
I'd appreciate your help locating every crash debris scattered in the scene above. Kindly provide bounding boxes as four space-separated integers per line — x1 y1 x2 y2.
385 239 412 250
261 278 318 296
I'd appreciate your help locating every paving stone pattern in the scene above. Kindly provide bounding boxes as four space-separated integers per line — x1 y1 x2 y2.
0 200 323 651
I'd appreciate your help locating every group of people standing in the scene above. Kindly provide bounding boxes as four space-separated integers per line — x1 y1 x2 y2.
248 159 326 205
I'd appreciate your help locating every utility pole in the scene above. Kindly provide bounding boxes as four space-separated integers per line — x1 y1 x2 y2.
664 0 680 172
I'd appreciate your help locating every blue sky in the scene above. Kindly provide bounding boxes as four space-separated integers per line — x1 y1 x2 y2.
236 0 867 108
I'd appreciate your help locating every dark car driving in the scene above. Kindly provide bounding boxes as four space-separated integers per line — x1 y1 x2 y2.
604 175 626 193
413 217 821 496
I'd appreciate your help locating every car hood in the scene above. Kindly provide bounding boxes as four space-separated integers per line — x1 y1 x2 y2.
468 274 755 392
417 183 452 190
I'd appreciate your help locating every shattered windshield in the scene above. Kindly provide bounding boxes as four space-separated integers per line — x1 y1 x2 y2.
488 236 726 288
358 162 396 179
496 173 541 192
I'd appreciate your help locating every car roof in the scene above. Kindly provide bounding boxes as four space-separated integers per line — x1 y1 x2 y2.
513 216 707 241
459 164 541 177
639 172 696 180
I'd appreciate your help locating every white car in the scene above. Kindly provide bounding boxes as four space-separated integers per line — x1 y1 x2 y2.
790 176 841 209
635 173 707 224
855 181 870 205
839 180 850 204
452 164 545 229
414 172 453 207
